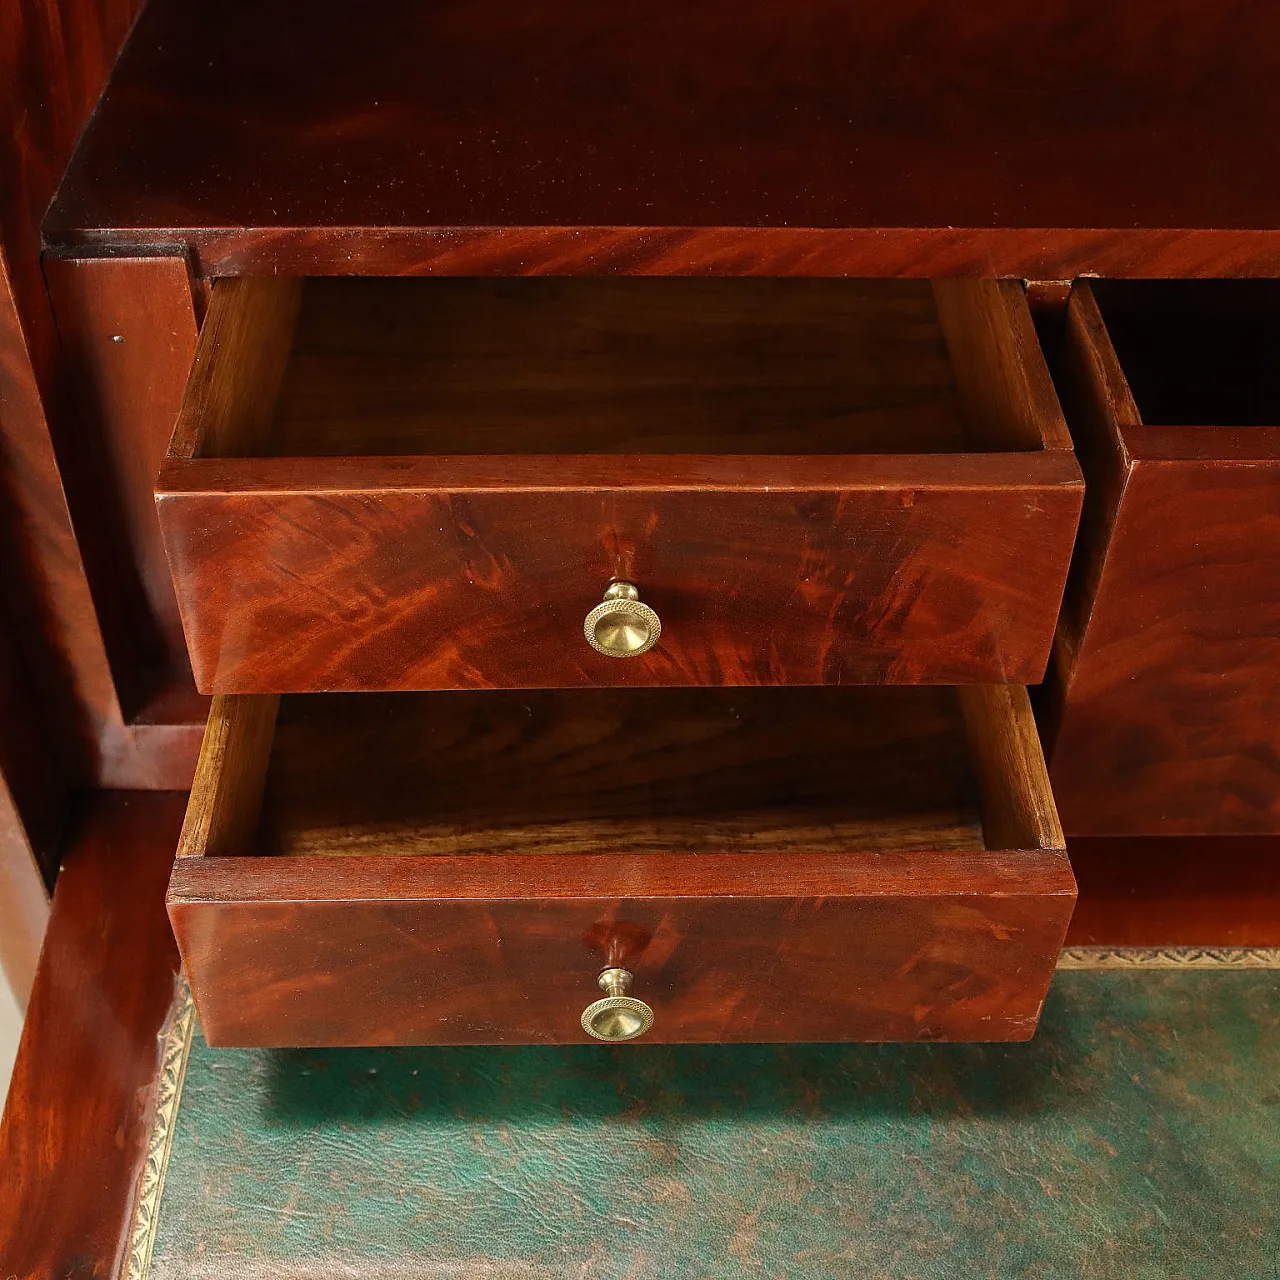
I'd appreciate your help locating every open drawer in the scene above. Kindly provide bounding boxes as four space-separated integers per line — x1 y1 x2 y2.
169 684 1076 1046
156 277 1082 693
1049 281 1280 835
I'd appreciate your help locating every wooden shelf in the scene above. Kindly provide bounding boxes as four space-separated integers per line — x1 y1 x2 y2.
45 0 1280 278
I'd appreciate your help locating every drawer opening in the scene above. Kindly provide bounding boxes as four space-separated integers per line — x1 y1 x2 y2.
181 685 1062 864
1090 279 1280 427
169 277 1072 461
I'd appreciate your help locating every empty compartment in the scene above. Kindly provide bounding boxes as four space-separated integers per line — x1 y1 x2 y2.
1091 279 1280 426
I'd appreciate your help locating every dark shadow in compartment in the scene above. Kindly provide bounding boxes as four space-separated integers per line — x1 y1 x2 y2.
1092 279 1280 427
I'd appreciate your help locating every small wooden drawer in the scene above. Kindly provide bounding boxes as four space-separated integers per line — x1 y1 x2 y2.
1047 281 1280 835
169 683 1075 1047
157 277 1082 693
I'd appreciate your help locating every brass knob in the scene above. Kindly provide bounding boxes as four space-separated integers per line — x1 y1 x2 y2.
581 967 654 1042
583 582 661 658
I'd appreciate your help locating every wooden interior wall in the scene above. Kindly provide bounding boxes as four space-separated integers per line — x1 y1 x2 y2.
0 0 151 994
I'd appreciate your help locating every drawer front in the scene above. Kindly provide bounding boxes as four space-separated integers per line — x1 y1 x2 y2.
1048 282 1280 835
169 852 1076 1047
157 455 1082 692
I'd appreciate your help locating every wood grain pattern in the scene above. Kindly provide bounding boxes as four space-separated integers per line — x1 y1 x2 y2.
1048 282 1280 834
177 694 278 859
169 275 302 460
958 684 1063 852
44 0 1280 278
258 687 987 857
168 685 1074 1046
0 791 186 1280
932 280 1074 452
157 277 1083 692
264 279 972 457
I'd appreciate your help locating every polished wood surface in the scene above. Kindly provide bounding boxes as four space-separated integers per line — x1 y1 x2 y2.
0 0 204 813
1048 283 1280 835
0 791 185 1280
44 0 1280 279
158 277 1082 692
168 685 1074 1045
1066 837 1280 947
43 257 201 716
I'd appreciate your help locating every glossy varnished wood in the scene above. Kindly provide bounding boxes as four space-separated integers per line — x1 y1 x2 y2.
168 686 1075 1046
1066 836 1280 947
43 257 201 715
0 0 150 985
45 0 1280 277
157 277 1082 692
1048 283 1280 835
0 792 186 1280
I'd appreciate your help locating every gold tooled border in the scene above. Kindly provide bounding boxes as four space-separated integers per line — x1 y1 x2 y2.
116 948 1278 1277
1058 946 1280 969
123 982 196 1280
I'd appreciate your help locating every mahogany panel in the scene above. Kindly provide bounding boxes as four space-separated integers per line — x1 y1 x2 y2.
0 791 185 1280
43 256 201 709
44 0 1280 277
159 458 1082 692
1048 283 1280 835
170 860 1075 1047
1067 836 1280 947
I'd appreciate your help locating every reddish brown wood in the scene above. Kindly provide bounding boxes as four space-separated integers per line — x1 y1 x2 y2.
1048 283 1280 835
0 0 199 810
43 256 201 710
0 762 49 1006
0 791 186 1280
1066 837 1280 947
171 857 1076 1047
159 457 1082 692
44 0 1280 278
158 277 1082 692
168 685 1074 1046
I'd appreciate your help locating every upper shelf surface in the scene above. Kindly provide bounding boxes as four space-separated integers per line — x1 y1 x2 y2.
45 0 1280 277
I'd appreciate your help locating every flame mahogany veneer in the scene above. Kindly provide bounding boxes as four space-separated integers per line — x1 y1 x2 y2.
156 276 1082 693
168 684 1075 1046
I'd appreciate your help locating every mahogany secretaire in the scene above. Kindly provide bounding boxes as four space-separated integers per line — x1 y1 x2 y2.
5 2 1280 1260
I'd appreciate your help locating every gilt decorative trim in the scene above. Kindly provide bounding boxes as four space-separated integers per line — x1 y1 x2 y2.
124 983 196 1280
1058 946 1280 969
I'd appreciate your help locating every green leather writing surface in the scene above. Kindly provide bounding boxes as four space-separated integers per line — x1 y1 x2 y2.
133 969 1280 1279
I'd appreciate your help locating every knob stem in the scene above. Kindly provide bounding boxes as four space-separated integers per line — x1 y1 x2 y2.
598 966 633 998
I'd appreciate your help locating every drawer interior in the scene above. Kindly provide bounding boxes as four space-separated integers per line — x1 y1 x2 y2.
1091 279 1280 427
187 685 1060 863
173 277 1069 460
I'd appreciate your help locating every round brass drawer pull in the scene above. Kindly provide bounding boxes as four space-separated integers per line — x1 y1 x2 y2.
583 582 661 658
581 967 654 1042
